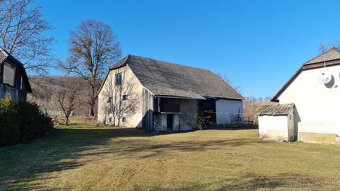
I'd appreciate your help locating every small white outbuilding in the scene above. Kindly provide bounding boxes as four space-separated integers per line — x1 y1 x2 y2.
258 104 295 142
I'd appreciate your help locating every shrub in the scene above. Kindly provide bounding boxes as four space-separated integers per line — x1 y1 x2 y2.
17 102 53 143
0 96 53 146
0 95 20 145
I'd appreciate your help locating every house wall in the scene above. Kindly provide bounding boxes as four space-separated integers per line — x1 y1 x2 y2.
216 99 243 124
258 115 289 141
180 99 198 131
0 83 26 103
98 65 144 127
278 65 340 143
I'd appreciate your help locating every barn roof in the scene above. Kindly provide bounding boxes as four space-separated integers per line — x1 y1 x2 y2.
258 104 294 116
272 48 340 101
0 47 32 93
106 55 243 100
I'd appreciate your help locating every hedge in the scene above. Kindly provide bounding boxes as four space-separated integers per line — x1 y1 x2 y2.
0 96 53 146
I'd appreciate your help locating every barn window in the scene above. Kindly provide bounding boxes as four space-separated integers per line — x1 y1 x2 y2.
3 63 16 87
115 73 122 86
122 95 128 100
107 97 112 103
122 117 126 122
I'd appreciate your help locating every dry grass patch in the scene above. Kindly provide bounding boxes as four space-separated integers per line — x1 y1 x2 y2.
0 125 339 190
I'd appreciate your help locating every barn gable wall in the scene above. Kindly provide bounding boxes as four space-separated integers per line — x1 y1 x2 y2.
98 65 144 127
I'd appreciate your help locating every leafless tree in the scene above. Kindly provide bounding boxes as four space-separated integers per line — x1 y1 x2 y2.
60 19 121 116
55 84 79 126
0 0 55 73
216 72 241 93
317 41 340 54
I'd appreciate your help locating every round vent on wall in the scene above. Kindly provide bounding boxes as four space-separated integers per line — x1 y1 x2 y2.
318 71 332 84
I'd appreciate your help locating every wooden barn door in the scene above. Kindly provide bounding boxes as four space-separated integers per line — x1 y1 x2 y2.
142 89 154 130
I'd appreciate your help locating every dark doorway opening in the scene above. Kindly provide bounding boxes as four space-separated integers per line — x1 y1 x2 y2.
167 115 173 131
198 98 216 127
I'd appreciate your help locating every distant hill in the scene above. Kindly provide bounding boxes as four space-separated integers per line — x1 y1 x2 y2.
28 75 101 115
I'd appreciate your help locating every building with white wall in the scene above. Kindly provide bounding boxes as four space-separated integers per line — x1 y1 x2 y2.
97 55 243 131
264 48 340 144
258 104 294 142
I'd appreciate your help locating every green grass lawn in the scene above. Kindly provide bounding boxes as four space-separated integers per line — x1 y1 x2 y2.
0 125 340 191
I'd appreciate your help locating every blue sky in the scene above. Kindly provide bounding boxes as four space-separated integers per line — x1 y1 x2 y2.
35 0 340 98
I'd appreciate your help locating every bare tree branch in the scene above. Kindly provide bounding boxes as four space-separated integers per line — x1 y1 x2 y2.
317 41 340 55
60 19 121 116
0 0 55 74
55 81 80 126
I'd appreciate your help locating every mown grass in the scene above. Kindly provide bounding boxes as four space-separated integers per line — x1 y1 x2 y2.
0 125 339 190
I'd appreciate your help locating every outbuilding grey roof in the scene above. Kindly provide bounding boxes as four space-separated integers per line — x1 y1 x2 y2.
258 104 294 116
304 48 340 65
109 55 243 100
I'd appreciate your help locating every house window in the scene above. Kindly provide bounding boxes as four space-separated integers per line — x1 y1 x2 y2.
3 63 15 87
122 95 128 100
107 97 112 103
115 73 122 86
122 117 126 122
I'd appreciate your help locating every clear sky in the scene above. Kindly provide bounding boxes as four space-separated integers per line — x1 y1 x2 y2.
34 0 340 98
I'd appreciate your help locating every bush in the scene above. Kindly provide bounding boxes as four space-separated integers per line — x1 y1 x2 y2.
0 96 20 145
0 96 53 146
17 102 53 143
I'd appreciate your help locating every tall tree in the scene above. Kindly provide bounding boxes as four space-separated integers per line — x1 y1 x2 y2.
0 0 55 73
61 19 121 116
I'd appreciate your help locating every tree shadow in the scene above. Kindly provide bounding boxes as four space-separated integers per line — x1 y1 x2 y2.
166 172 335 190
0 127 152 190
0 127 284 190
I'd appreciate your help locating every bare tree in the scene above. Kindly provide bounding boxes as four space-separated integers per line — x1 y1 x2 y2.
60 19 121 116
55 85 79 126
0 0 55 73
317 41 340 54
216 72 241 93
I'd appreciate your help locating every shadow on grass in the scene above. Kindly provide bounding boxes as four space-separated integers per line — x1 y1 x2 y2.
149 172 335 190
0 126 152 190
0 126 265 190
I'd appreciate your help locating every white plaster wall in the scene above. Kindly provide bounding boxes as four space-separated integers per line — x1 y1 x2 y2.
278 65 340 136
258 116 289 140
287 113 295 141
216 99 243 124
180 99 197 131
98 65 144 127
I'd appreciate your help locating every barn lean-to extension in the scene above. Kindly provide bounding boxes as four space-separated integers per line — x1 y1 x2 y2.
97 55 243 131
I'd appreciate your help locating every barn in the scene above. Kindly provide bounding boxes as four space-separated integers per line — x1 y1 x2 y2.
97 55 243 131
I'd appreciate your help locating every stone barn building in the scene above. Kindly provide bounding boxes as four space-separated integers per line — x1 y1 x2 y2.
97 55 243 131
0 47 32 103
